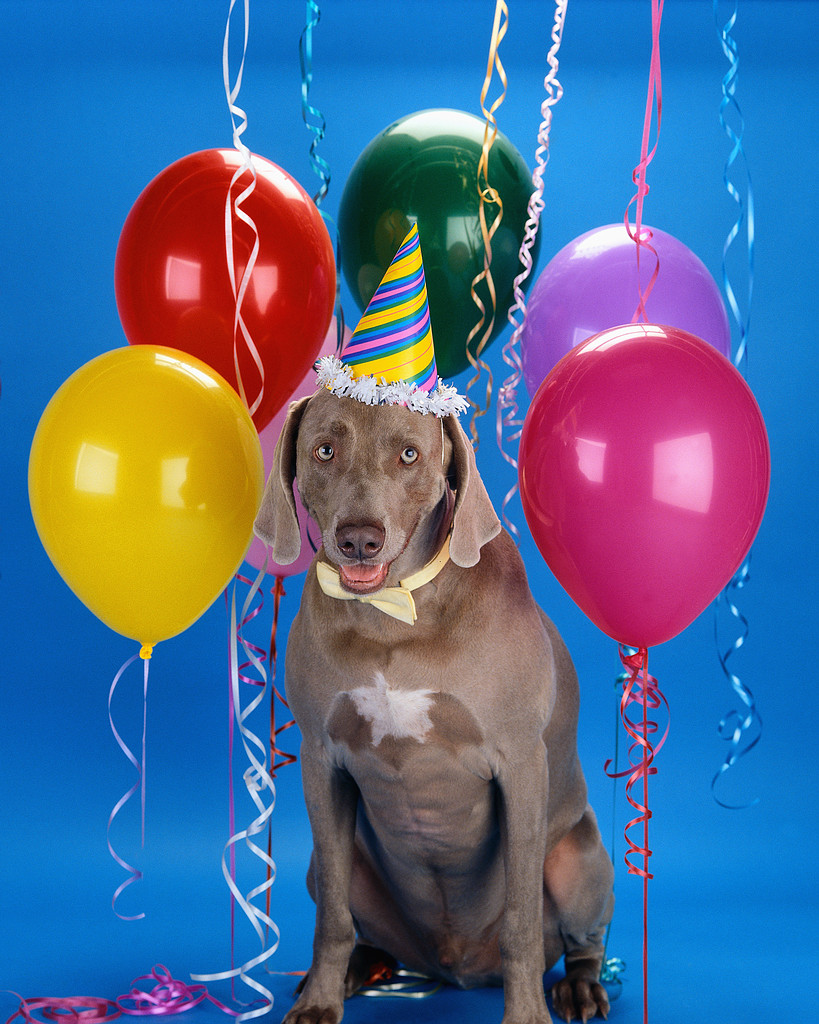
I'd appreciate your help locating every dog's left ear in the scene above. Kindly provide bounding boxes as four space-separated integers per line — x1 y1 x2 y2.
443 414 501 567
253 395 311 565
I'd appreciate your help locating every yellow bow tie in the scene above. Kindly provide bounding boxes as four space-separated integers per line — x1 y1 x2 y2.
315 535 451 625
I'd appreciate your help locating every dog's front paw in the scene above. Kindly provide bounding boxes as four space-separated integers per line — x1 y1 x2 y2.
282 1001 341 1024
550 976 609 1023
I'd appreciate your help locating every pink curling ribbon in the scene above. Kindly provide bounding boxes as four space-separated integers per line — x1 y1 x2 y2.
625 0 664 325
107 654 149 921
194 568 277 1020
496 0 568 539
6 997 120 1024
605 647 669 1024
465 0 509 449
223 0 264 421
117 966 210 1015
4 966 261 1024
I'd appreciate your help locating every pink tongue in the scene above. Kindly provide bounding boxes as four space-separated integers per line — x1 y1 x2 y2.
340 564 385 585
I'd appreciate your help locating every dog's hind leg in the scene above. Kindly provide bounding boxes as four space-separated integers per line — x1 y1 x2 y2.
543 808 615 1023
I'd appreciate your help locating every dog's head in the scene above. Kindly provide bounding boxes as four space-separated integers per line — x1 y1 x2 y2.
253 389 500 591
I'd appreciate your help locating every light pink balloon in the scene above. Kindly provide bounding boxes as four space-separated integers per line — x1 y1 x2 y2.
518 324 770 649
245 317 350 577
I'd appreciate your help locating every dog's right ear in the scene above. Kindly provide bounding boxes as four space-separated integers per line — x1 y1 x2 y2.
253 395 312 565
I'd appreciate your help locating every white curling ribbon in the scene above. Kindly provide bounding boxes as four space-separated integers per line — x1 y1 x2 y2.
497 0 568 537
223 0 265 420
191 571 278 1015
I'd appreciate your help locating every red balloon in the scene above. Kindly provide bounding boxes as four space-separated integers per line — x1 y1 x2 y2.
115 149 336 431
518 324 770 648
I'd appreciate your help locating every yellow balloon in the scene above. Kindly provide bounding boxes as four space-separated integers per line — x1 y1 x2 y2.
28 346 265 656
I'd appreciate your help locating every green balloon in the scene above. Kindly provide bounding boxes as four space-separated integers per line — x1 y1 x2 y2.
338 108 540 379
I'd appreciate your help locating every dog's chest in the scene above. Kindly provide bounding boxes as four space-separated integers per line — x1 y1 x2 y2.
327 672 483 761
326 673 494 859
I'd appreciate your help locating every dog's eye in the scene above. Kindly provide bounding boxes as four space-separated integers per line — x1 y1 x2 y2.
400 446 419 465
314 443 335 462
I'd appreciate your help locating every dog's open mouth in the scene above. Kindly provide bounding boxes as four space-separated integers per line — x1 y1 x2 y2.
339 562 389 594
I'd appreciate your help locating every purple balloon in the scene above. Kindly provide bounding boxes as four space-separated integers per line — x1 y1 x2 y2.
521 223 732 397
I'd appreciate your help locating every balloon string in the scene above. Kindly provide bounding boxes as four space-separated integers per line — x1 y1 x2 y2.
711 0 760 807
195 570 277 1021
465 0 509 450
625 0 664 324
223 0 265 420
298 0 345 353
107 653 149 922
496 0 568 540
604 646 669 1024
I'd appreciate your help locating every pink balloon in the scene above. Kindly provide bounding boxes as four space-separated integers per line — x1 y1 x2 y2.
518 324 770 649
244 317 351 577
521 223 732 396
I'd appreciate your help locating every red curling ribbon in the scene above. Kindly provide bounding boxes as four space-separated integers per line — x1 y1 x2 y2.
263 576 297 954
605 646 669 1024
625 0 664 324
267 577 297 777
107 653 149 921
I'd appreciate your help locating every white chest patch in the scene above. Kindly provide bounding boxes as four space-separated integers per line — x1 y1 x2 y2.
348 673 435 746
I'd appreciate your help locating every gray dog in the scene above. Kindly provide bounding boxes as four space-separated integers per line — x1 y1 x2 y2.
253 387 614 1024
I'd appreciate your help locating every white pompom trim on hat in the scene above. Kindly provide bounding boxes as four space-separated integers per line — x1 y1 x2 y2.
314 355 468 418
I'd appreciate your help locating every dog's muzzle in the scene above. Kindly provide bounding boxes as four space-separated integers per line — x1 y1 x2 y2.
315 534 452 625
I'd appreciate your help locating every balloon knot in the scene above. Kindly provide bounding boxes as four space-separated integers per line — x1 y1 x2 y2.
139 644 153 660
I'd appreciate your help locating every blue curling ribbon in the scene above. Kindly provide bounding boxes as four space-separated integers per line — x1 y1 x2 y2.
714 0 755 374
299 1 331 207
298 0 345 353
711 0 761 808
712 556 761 808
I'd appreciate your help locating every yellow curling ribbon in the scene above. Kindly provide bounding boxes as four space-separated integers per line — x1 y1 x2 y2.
466 0 509 448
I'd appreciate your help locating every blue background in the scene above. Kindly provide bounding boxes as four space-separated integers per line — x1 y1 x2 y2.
2 2 817 1021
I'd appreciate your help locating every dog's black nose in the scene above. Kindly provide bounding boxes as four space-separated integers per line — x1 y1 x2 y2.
336 522 385 560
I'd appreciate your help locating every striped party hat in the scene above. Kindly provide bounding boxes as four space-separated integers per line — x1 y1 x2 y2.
315 225 466 417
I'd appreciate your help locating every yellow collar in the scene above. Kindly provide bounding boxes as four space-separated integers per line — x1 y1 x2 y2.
315 534 451 625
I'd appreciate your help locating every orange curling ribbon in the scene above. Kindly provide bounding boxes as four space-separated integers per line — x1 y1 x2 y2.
625 0 664 324
605 646 669 1024
465 0 509 448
